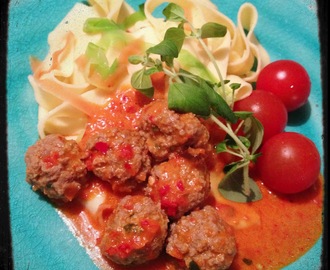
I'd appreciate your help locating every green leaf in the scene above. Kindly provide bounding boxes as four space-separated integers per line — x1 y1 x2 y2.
162 3 186 22
168 83 210 117
97 30 129 51
220 136 238 150
147 39 179 57
234 111 254 119
215 141 228 153
251 56 258 72
217 80 230 87
144 66 160 75
147 39 179 66
200 22 227 38
220 134 252 152
218 166 262 203
122 4 146 29
161 56 174 68
131 69 154 98
85 42 118 78
83 18 122 33
86 42 108 64
164 27 185 53
238 136 251 149
242 116 264 154
177 69 237 123
232 113 264 153
178 50 216 82
177 68 203 85
128 55 144 65
223 161 239 173
230 83 241 91
202 82 237 123
209 96 238 123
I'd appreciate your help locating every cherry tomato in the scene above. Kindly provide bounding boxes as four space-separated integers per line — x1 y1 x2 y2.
234 90 288 143
256 60 311 112
256 132 321 194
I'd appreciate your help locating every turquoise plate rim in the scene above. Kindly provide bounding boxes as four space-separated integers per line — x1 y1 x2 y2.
6 0 325 269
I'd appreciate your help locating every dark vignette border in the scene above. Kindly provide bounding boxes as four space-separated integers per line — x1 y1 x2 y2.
0 1 327 270
318 0 329 269
1 0 13 270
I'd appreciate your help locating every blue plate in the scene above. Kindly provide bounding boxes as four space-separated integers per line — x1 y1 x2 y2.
7 0 324 269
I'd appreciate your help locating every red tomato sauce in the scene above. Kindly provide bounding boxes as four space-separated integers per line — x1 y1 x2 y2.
57 88 323 270
211 175 323 269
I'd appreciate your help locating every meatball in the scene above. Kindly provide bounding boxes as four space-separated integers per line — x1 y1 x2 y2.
166 205 237 270
100 195 169 265
140 100 210 161
146 153 210 219
84 128 151 193
24 134 87 202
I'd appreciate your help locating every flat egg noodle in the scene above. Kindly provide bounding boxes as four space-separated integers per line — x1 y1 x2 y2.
143 0 234 80
29 3 126 140
142 0 269 103
228 3 270 82
29 0 269 140
88 0 134 20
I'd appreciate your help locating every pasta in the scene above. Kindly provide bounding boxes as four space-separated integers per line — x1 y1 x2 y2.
25 1 323 269
28 0 269 141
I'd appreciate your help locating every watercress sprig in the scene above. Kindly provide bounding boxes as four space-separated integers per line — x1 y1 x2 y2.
129 3 263 202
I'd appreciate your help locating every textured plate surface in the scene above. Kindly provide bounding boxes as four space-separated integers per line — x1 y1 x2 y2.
7 0 323 269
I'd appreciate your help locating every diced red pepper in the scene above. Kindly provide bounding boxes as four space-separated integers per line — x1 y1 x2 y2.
124 163 132 172
106 242 133 258
119 144 134 159
42 152 60 168
161 198 178 218
176 180 185 191
94 142 109 153
148 115 154 123
159 185 171 196
140 218 161 235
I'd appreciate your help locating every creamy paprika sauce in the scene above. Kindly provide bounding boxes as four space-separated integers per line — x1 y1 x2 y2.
57 87 323 270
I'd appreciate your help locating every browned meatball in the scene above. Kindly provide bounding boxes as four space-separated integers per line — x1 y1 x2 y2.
24 134 87 202
166 205 237 270
100 195 169 265
146 153 210 219
84 128 151 193
140 100 210 161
